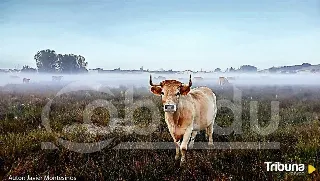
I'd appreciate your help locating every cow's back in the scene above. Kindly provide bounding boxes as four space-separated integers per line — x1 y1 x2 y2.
189 87 216 130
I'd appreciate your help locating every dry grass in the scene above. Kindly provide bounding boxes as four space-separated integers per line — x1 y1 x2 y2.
1 84 320 180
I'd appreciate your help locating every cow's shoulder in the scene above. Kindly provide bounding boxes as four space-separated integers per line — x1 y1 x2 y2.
188 87 214 104
190 87 213 96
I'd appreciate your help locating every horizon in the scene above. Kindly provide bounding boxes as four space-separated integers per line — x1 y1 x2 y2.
0 62 318 72
1 0 319 71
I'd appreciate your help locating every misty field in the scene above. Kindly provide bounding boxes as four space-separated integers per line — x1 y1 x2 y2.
1 83 320 181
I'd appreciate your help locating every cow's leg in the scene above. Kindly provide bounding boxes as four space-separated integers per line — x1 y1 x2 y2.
206 122 214 146
188 130 197 149
174 141 181 160
168 126 181 160
180 126 193 166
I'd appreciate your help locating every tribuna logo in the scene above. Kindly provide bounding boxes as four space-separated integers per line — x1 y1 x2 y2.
264 162 305 172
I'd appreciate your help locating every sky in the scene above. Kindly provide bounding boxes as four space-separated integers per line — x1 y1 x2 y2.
0 0 319 71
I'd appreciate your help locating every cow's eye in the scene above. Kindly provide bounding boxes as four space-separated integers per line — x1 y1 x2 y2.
161 92 164 95
176 92 180 96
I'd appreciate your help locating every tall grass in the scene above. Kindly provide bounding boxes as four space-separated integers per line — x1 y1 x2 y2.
1 84 320 180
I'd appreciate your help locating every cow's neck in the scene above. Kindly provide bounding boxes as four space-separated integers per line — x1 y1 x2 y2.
165 111 180 126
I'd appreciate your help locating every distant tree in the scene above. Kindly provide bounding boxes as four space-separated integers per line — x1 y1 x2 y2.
278 63 312 72
57 54 76 73
34 49 88 73
268 66 278 73
214 68 221 72
239 65 257 72
77 55 88 73
21 65 37 73
301 63 311 67
229 67 236 72
34 49 58 73
57 54 88 73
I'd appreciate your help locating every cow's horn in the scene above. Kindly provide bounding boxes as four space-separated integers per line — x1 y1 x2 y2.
188 74 192 87
149 74 161 86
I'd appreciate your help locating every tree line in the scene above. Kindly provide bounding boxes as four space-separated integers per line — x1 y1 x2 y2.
21 49 258 74
214 65 258 73
21 49 88 73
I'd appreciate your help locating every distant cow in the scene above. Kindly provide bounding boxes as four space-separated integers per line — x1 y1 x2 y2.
218 77 229 86
23 78 30 83
194 76 204 80
52 76 63 82
149 75 217 166
154 76 166 80
227 76 236 80
10 75 20 79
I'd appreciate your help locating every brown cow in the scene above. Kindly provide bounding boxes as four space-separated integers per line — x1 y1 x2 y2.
23 78 30 83
150 75 217 166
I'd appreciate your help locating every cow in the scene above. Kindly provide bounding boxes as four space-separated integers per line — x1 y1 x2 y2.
52 76 63 82
194 76 204 80
218 77 229 86
226 76 236 80
154 76 166 80
149 75 217 166
10 75 20 79
23 78 30 83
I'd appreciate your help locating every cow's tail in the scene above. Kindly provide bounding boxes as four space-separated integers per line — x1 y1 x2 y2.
212 92 217 126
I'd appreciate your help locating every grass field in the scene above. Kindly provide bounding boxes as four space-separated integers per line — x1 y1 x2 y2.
1 83 320 180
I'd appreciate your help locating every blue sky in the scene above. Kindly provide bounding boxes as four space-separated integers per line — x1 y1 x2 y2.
0 0 319 71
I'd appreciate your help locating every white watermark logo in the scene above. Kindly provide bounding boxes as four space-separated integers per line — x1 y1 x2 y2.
41 81 281 153
41 81 161 153
265 162 305 172
264 162 316 174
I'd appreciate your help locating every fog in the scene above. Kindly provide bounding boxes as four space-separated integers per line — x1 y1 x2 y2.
1 72 319 89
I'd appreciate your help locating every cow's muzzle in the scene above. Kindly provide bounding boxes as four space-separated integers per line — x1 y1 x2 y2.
164 104 177 112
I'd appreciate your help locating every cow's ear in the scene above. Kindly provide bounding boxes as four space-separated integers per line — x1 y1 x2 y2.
180 85 190 95
151 86 162 95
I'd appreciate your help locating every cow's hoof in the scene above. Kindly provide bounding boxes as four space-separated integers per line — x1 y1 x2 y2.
180 159 186 167
208 142 214 147
175 155 180 160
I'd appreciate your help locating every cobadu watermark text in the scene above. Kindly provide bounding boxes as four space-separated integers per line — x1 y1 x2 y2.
41 81 280 153
41 81 161 153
